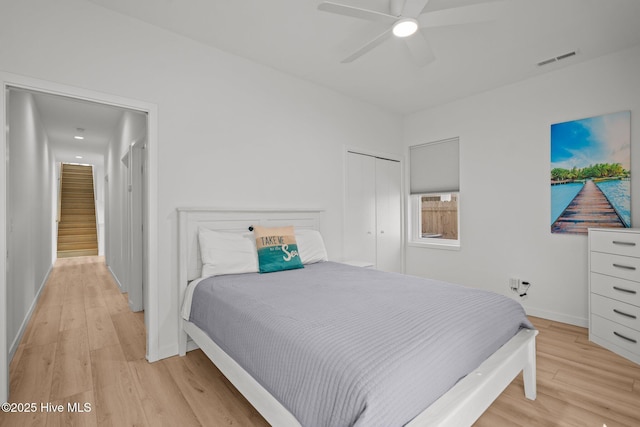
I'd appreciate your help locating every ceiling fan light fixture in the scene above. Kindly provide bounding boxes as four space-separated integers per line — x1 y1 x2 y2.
392 18 418 38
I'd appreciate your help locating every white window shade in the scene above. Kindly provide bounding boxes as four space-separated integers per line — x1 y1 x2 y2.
409 138 459 194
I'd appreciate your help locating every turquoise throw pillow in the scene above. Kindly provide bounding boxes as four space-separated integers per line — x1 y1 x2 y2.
253 225 304 273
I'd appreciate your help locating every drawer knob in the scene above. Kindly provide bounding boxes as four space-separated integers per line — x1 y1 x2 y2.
612 240 636 246
613 263 636 271
613 286 637 295
613 309 637 320
613 331 638 344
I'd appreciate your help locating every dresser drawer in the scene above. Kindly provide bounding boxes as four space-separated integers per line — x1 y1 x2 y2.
591 293 640 331
591 272 640 306
591 315 640 356
590 230 640 257
590 251 640 282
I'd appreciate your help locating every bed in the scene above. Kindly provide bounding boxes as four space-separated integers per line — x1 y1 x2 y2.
177 208 537 427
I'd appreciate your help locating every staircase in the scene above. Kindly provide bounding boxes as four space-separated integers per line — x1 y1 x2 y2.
57 164 98 258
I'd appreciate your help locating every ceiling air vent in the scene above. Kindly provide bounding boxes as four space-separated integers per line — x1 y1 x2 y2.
537 50 577 67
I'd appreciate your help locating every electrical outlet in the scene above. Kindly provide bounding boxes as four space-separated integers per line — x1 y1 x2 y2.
509 278 520 291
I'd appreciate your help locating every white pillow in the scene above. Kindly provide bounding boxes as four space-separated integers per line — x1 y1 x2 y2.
198 228 258 278
295 229 328 264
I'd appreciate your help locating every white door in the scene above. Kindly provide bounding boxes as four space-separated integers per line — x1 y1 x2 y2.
128 139 145 312
375 158 402 272
345 152 376 265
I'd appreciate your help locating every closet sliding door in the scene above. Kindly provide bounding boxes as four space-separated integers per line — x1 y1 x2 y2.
345 151 402 272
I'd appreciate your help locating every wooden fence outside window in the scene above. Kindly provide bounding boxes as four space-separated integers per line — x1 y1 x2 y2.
421 198 458 240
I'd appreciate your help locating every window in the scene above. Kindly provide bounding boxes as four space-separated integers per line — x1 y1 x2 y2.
409 138 460 248
410 192 460 246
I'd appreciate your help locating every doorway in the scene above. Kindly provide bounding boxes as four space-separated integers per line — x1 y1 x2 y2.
0 72 159 403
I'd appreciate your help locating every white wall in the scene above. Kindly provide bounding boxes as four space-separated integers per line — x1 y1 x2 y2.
6 90 54 355
0 0 402 358
404 45 640 326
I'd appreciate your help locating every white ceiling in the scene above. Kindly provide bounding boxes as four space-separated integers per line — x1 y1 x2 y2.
84 0 640 114
26 90 125 166
13 0 640 158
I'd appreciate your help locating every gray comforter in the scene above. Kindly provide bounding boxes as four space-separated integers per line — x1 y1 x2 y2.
189 261 533 427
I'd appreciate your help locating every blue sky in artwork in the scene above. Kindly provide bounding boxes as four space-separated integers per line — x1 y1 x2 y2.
551 111 630 170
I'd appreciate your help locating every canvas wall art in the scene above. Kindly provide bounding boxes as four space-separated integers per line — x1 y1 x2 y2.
551 110 631 234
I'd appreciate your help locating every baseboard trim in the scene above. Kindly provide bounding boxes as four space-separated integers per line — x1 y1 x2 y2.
107 264 126 293
524 306 588 328
9 263 54 361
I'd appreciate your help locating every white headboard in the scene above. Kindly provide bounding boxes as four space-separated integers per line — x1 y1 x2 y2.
177 208 323 355
178 207 323 284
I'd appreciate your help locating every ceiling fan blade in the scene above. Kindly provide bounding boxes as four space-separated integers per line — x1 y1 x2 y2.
403 31 435 67
418 1 506 28
389 0 406 16
341 28 393 63
318 1 397 25
401 0 431 18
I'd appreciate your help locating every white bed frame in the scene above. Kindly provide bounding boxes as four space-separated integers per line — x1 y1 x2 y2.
177 207 538 427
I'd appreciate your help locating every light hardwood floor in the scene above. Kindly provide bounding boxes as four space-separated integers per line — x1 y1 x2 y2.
1 256 639 426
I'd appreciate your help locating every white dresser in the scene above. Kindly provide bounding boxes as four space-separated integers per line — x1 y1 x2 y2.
589 228 640 364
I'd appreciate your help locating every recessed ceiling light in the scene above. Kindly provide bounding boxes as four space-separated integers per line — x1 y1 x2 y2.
75 156 83 159
74 136 84 140
392 19 418 38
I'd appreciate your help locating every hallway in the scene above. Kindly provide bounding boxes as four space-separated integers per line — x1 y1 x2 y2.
0 256 268 427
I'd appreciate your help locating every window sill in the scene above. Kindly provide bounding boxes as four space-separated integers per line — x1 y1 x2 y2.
407 240 461 251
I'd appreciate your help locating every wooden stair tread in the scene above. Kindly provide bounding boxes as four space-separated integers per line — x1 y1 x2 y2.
59 219 97 225
56 249 98 258
58 222 97 228
60 210 96 216
58 235 98 243
58 242 98 251
57 224 96 230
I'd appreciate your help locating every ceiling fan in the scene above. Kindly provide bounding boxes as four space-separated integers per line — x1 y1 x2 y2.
318 0 506 66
